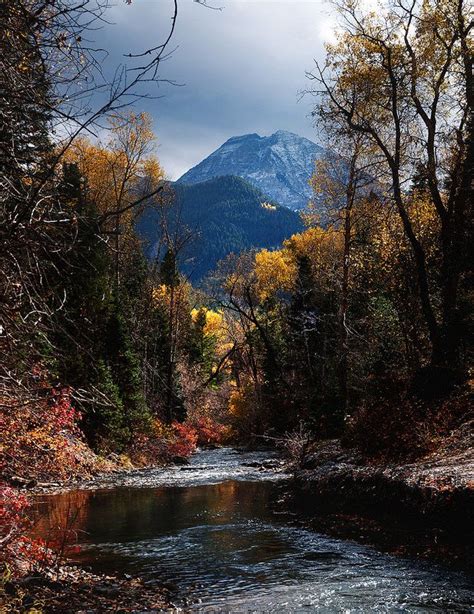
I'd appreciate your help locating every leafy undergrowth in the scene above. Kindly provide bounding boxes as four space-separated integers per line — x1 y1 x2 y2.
130 416 230 465
343 388 473 462
191 416 231 448
0 380 112 485
1 363 230 484
0 566 171 613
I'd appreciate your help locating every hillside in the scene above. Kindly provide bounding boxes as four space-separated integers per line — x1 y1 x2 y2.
178 130 326 211
137 175 303 282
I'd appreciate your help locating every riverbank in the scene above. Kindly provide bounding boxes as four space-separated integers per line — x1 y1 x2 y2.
18 448 474 611
292 437 473 566
295 437 473 523
1 565 173 613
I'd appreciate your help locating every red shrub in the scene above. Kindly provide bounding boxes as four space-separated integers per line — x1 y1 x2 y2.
0 486 52 576
190 416 228 446
0 371 94 483
167 422 198 459
50 387 81 432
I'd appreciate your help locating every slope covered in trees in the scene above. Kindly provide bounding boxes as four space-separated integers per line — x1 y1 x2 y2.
137 175 304 282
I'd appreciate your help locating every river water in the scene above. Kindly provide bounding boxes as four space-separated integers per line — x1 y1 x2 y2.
34 448 473 612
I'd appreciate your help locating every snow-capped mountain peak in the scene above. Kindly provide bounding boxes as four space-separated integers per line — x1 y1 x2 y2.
178 130 326 210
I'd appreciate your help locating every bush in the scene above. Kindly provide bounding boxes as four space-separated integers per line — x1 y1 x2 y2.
167 422 198 459
280 423 313 470
129 419 198 464
0 487 52 577
344 390 473 460
190 416 229 447
0 370 98 483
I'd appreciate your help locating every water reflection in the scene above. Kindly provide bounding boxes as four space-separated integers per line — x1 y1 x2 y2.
32 451 474 612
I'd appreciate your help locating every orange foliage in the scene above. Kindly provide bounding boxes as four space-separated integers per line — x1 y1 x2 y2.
0 369 99 483
130 419 198 463
130 416 229 463
189 416 229 446
167 422 198 458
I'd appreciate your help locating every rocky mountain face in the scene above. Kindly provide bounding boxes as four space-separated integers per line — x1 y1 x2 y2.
178 130 326 211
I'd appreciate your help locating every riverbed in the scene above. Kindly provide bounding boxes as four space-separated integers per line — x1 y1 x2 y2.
33 448 474 612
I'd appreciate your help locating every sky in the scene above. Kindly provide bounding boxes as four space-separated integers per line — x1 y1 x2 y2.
100 1 336 179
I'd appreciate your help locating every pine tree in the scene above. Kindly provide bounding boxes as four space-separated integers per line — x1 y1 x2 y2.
0 2 52 181
160 249 180 288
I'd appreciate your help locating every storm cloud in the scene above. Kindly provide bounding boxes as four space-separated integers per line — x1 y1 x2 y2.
98 1 335 178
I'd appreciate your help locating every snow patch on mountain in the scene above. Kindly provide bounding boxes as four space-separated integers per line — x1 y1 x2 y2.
178 130 326 211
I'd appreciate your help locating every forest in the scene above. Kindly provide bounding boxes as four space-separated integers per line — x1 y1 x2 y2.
1 0 472 611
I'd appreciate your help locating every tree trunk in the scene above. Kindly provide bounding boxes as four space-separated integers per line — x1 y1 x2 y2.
338 152 356 416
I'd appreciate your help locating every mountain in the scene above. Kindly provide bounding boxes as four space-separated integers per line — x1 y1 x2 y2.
137 175 303 283
178 130 326 211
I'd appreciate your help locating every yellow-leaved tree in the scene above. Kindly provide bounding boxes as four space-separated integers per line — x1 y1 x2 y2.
308 0 472 388
254 248 297 301
64 111 164 287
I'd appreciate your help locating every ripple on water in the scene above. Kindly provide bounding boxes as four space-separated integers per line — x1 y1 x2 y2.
34 448 474 612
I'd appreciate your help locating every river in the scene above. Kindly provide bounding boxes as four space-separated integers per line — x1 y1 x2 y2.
33 448 473 612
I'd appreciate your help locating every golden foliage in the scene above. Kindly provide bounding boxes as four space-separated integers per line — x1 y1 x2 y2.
191 307 233 358
254 248 297 300
285 226 343 288
191 307 224 338
62 111 164 223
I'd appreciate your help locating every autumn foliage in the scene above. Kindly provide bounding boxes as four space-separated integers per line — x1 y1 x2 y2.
166 422 199 459
0 369 100 484
191 417 229 447
0 487 53 577
130 417 229 464
0 0 471 569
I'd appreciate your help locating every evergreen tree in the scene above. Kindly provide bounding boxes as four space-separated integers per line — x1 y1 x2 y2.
104 295 150 447
53 164 151 450
160 249 180 288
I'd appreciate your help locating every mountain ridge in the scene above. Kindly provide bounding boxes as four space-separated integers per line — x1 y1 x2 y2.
178 130 325 211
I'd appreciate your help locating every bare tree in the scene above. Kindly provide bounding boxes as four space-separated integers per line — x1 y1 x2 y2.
0 0 188 424
308 0 473 387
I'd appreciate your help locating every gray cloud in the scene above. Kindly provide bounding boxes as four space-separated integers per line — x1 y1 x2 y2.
99 1 333 178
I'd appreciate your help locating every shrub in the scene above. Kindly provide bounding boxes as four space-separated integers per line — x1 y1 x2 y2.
0 371 97 483
167 422 198 459
0 487 52 577
129 419 198 464
190 416 229 447
280 423 313 470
